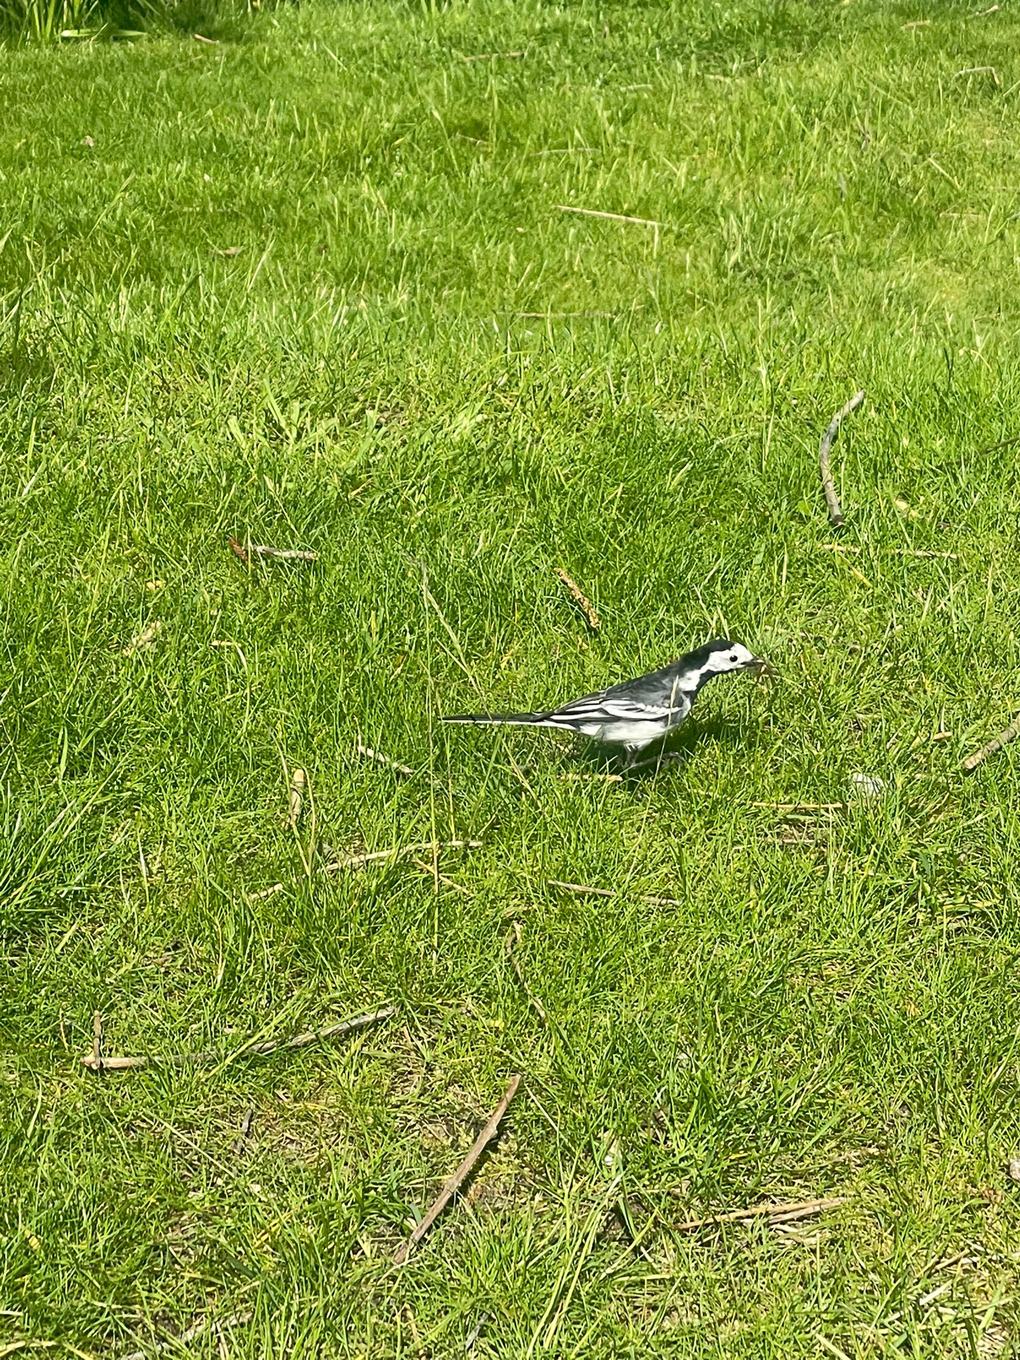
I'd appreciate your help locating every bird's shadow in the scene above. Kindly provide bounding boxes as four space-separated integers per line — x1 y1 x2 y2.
574 715 747 783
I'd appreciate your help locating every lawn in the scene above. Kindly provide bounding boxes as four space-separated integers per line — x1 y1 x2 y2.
3 0 1020 1354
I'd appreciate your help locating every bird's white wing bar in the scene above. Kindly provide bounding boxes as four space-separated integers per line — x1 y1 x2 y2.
557 695 679 721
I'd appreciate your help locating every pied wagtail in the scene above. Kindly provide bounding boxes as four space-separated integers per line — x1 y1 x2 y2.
444 637 766 767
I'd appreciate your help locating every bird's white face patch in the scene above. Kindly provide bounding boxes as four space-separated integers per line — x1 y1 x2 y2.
704 641 760 675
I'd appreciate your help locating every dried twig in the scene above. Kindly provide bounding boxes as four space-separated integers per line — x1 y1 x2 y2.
356 744 415 777
751 802 845 812
227 535 249 565
92 1011 104 1072
917 1282 954 1310
403 1306 427 1360
249 881 286 901
954 65 1000 84
554 204 666 229
464 1314 489 1351
322 840 481 875
412 859 471 895
553 568 600 630
120 1312 250 1360
931 1251 979 1272
81 1006 395 1071
395 1074 522 1264
818 390 865 527
287 768 307 830
122 621 162 656
192 31 218 43
675 1196 847 1232
231 1109 255 1156
244 1007 395 1055
249 544 319 562
251 839 482 900
962 717 1020 773
548 879 682 908
81 1052 152 1071
976 433 1020 456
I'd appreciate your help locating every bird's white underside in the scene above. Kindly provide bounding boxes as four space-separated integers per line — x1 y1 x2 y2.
577 717 677 748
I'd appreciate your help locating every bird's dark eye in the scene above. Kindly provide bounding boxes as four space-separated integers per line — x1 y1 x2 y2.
729 654 737 662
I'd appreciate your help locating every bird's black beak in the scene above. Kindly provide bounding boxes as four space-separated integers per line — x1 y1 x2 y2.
745 657 770 674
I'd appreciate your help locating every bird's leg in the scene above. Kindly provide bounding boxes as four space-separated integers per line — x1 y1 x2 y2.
629 747 685 776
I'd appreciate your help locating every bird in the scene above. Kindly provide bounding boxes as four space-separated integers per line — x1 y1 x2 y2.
443 638 766 768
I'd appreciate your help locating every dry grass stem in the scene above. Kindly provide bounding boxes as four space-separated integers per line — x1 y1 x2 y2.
250 839 482 900
553 567 601 629
411 859 471 894
751 802 845 812
356 744 415 776
458 48 525 60
321 839 482 874
249 881 286 901
819 544 959 560
287 767 307 830
676 1196 847 1232
818 389 865 527
231 1109 255 1156
548 879 682 908
249 544 319 561
554 204 666 229
963 717 1020 772
505 921 548 1022
954 65 1000 84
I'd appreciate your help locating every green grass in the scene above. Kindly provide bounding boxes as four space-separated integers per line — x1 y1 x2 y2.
0 0 251 45
3 0 1020 1354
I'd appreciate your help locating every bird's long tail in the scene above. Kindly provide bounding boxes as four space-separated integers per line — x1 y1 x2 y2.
442 711 562 728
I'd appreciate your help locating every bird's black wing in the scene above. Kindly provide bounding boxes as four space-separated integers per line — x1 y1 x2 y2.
551 661 687 724
600 660 691 709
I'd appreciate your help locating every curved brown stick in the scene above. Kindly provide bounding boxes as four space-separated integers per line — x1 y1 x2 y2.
81 1006 396 1070
963 717 1020 773
819 390 865 527
553 568 600 630
675 1195 847 1233
394 1074 522 1263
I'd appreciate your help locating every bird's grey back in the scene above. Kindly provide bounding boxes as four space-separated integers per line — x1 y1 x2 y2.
602 640 726 706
